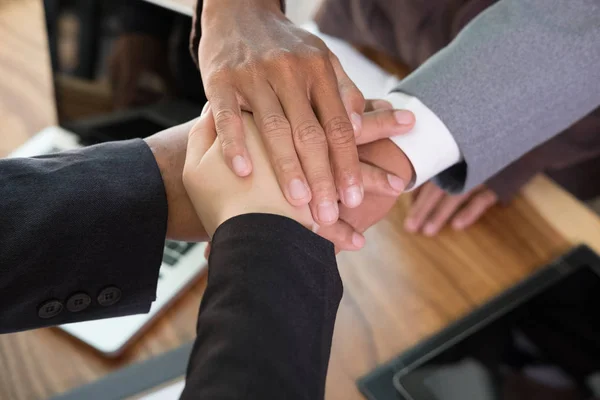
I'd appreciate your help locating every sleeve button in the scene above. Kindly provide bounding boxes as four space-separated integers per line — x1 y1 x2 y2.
97 286 122 306
66 293 92 312
38 300 64 319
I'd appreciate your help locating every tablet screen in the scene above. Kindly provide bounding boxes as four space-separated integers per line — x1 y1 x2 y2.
396 266 600 400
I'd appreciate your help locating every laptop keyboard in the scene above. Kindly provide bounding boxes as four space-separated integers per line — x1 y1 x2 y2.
162 241 197 267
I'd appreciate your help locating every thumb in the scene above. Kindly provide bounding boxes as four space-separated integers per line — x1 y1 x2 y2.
355 108 415 145
186 103 217 167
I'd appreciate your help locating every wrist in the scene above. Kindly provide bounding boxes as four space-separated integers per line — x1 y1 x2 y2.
202 0 282 20
145 124 208 242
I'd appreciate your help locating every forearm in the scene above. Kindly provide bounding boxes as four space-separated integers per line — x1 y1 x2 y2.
182 214 341 399
394 0 600 192
0 141 167 332
145 120 207 242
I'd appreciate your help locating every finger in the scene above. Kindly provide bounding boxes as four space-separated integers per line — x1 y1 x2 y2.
243 83 311 206
329 52 365 136
452 190 498 230
275 79 339 225
364 99 393 112
204 242 211 261
311 65 364 210
421 194 470 236
207 82 252 176
355 109 416 145
317 220 366 252
186 104 216 166
360 162 406 196
404 183 445 232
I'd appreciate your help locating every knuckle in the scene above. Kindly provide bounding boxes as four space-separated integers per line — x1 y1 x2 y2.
214 109 240 129
273 155 299 174
265 49 298 70
325 116 355 147
294 121 327 147
219 136 242 154
260 113 291 139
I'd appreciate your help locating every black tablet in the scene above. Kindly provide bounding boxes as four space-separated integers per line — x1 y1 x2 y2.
392 245 600 400
358 245 600 400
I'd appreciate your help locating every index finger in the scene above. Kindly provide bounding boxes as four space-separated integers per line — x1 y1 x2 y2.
311 67 363 209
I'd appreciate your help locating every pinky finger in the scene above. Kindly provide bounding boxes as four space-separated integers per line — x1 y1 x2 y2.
452 191 498 230
360 162 406 196
317 220 366 253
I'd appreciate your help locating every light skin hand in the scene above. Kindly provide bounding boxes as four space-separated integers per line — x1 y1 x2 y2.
183 105 412 251
199 0 415 226
404 182 499 236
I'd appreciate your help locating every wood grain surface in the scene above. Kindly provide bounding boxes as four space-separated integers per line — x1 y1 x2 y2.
0 0 56 157
1 1 600 400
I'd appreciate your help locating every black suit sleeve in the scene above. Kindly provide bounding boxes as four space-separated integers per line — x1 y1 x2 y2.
181 213 342 400
0 139 167 333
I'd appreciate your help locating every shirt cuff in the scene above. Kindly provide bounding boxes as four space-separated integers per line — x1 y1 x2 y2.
385 92 462 189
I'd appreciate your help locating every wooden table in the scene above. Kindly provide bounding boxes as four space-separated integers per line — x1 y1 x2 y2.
2 1 600 399
0 0 56 157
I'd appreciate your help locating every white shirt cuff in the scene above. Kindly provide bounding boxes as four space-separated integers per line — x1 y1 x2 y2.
385 92 462 190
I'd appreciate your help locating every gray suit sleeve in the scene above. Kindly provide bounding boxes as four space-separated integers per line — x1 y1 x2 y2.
393 0 600 192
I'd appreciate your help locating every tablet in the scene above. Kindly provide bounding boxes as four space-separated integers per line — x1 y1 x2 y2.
392 246 600 400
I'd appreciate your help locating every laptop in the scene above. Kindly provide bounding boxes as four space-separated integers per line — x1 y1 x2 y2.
6 1 207 356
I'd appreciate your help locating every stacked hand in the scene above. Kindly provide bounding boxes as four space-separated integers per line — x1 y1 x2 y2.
199 0 416 228
182 101 416 250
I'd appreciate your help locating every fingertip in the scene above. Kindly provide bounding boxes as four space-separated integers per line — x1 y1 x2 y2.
423 223 438 236
387 174 406 194
288 178 312 204
316 200 339 225
452 219 467 230
352 232 366 249
232 155 252 176
350 112 362 137
404 218 418 232
394 110 415 125
342 184 364 208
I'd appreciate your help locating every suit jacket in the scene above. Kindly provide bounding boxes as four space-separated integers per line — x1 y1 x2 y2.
0 141 341 399
313 0 600 193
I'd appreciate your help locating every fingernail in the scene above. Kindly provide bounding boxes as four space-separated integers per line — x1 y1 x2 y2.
352 232 365 248
289 179 309 201
387 174 406 193
344 185 363 208
453 219 465 230
372 100 393 110
351 113 362 136
394 110 414 125
423 223 437 236
232 155 250 176
201 103 210 116
404 219 417 232
318 201 339 223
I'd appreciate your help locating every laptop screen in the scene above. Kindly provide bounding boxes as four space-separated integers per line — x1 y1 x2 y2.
44 0 204 143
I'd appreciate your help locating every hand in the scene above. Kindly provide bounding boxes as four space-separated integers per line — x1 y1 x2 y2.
404 182 499 236
199 0 414 225
317 138 414 248
183 105 409 248
109 34 172 110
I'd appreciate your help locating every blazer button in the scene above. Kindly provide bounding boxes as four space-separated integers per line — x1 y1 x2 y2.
38 300 64 319
66 292 92 312
97 286 122 306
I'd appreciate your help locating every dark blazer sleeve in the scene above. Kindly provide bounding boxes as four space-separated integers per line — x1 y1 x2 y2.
0 139 167 333
181 213 342 400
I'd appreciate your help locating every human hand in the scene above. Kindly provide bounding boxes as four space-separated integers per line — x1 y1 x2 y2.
404 182 499 236
109 34 172 110
198 0 414 225
183 105 408 248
